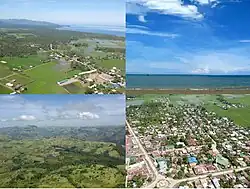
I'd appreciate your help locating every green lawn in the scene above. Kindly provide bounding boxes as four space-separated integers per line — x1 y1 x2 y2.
23 61 83 94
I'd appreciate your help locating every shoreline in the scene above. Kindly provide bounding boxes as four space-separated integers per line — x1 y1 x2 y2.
126 88 250 94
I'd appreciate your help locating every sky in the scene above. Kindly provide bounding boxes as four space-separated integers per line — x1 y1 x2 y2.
0 0 125 27
126 0 250 75
0 95 125 127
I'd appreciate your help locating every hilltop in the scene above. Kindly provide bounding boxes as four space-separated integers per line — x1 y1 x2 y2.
0 19 63 28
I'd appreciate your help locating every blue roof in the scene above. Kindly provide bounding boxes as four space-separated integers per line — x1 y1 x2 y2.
188 156 198 163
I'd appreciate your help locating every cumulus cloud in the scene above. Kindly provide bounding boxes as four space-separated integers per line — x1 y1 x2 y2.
0 95 124 127
138 15 146 22
78 112 100 119
18 115 36 121
127 0 204 20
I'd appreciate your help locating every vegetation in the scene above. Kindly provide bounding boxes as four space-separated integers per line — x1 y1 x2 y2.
0 20 125 94
0 125 125 188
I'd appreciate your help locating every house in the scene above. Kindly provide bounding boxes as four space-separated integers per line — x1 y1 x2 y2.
216 154 230 168
188 156 198 167
187 138 197 146
212 178 220 188
206 164 217 172
193 164 207 175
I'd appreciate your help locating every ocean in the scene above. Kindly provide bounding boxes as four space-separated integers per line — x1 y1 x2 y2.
126 74 250 89
57 25 125 37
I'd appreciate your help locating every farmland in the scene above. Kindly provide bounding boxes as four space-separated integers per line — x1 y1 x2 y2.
0 21 125 94
127 94 250 128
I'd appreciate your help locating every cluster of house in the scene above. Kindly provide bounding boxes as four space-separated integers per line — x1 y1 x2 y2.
126 135 152 185
216 100 245 110
127 97 250 181
102 52 125 60
179 170 250 188
6 79 26 94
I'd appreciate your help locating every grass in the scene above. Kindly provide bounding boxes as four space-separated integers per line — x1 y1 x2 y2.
23 61 85 94
0 64 13 78
0 55 44 70
4 74 33 85
204 95 250 128
132 94 250 128
0 84 12 94
63 82 87 94
97 59 125 73
0 57 85 94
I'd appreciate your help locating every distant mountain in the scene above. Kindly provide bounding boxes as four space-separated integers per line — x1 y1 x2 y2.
0 125 125 145
0 19 63 28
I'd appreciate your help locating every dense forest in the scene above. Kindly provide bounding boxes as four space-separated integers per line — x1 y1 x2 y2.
0 125 125 187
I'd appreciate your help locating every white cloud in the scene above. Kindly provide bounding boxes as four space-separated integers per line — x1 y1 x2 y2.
18 115 36 121
127 0 204 19
127 27 179 37
191 68 210 74
193 0 217 5
127 40 250 74
78 112 100 119
239 40 250 43
138 15 146 22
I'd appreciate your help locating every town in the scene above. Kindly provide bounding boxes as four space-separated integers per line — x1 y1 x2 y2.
126 95 250 188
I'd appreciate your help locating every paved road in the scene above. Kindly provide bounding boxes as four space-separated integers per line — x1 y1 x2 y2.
126 120 166 188
169 166 250 188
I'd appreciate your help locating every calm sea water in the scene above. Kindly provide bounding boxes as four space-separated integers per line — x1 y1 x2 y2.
126 74 250 89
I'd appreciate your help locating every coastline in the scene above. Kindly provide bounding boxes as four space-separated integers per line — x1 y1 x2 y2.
126 88 250 94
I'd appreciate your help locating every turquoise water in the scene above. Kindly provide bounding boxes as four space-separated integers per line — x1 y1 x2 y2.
126 74 250 89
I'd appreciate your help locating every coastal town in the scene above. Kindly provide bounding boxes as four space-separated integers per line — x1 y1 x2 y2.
126 95 250 188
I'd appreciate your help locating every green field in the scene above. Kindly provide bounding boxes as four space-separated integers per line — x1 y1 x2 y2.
0 136 125 188
4 74 33 85
0 59 86 94
203 95 250 127
0 55 45 70
0 84 12 93
63 82 87 94
22 62 74 94
130 94 250 128
97 59 125 73
0 64 13 78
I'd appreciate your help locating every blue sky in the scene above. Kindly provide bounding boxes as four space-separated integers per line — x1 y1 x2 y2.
126 0 250 75
0 95 125 127
0 0 125 27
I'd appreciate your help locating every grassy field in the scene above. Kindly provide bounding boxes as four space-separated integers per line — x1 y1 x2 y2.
204 95 250 127
63 82 87 94
0 55 45 70
22 62 72 94
0 64 13 78
4 74 33 85
97 59 125 73
130 94 250 128
0 84 12 93
0 136 125 188
0 59 86 94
